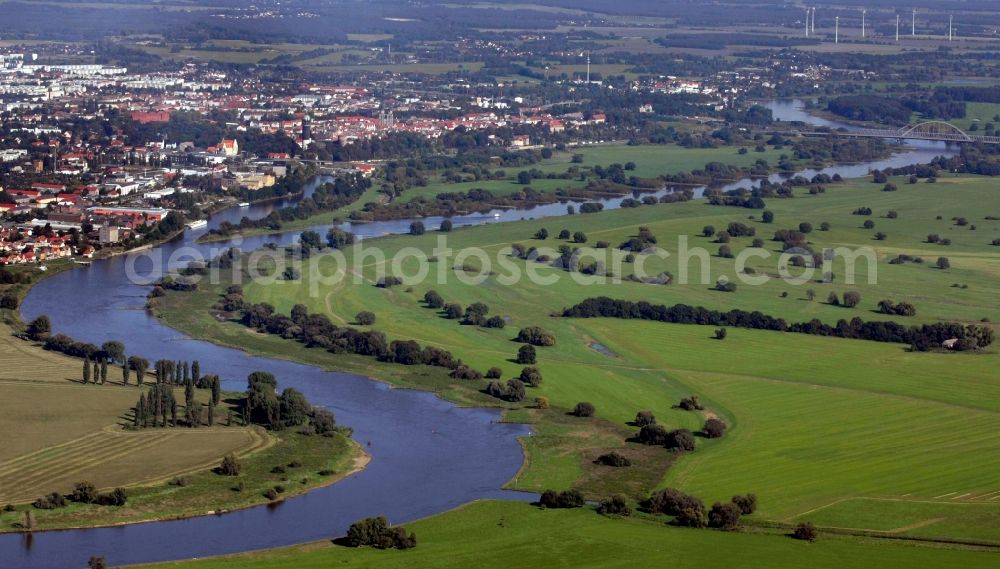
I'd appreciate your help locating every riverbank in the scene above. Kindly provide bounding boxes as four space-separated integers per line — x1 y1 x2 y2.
196 183 384 244
196 140 893 244
0 258 77 330
136 500 1000 569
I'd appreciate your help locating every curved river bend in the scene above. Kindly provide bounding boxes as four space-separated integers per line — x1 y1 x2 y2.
4 100 955 568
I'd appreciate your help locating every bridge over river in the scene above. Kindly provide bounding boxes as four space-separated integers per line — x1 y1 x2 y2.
801 120 1000 144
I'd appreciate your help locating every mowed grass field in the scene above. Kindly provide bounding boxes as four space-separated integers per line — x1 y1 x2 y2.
0 323 266 506
581 320 1000 541
165 172 1000 542
144 501 1000 569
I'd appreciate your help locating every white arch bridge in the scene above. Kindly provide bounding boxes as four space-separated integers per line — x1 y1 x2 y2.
807 121 1000 144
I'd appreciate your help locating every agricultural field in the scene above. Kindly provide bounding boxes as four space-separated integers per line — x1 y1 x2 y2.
0 426 359 532
159 171 1000 545
0 323 267 509
0 319 361 531
145 501 1000 569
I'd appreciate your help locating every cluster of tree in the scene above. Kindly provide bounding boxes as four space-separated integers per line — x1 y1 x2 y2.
345 516 417 550
25 315 51 341
0 292 20 310
0 270 30 309
218 454 241 476
793 522 819 542
637 424 696 451
634 410 657 426
246 371 320 433
877 300 917 317
150 359 211 388
792 138 888 164
131 356 224 428
157 275 199 292
595 451 631 467
645 488 757 530
82 356 108 385
381 148 544 195
678 395 704 411
620 226 658 252
138 210 189 243
208 173 371 238
34 482 126 511
133 383 180 428
237 294 473 377
704 188 767 210
69 482 127 507
827 95 913 125
443 301 505 329
888 254 924 266
0 292 18 310
512 241 612 278
515 326 557 346
357 175 580 222
485 378 527 402
477 363 535 401
538 489 586 509
562 297 994 351
596 494 632 516
825 291 861 308
375 276 403 288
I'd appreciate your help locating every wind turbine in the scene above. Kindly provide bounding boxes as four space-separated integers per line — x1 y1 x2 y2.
949 14 954 41
912 9 916 36
896 13 900 42
861 8 866 38
835 16 839 44
805 7 810 37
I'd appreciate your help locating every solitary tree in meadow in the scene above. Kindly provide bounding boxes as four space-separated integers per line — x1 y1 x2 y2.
516 344 537 364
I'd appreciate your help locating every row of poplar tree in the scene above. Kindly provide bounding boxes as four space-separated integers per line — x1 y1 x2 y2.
133 361 225 429
76 348 228 429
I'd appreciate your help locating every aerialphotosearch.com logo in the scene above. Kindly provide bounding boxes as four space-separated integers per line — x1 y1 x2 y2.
125 235 879 298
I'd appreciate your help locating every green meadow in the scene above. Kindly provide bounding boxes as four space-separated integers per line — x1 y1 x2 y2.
396 144 791 203
144 501 1000 569
160 172 1000 548
950 102 1000 131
